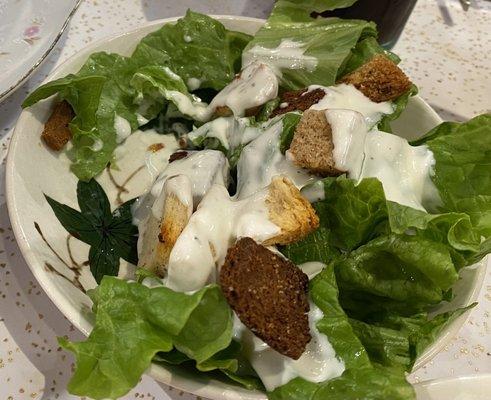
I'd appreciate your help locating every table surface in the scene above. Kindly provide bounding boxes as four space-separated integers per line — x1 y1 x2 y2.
0 0 490 399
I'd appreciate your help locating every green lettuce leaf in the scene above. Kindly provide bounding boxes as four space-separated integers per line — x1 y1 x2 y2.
132 10 251 91
243 2 379 90
339 36 400 76
269 264 414 400
412 114 491 237
284 176 487 269
378 84 418 132
334 234 457 306
61 277 232 400
350 303 476 370
279 112 302 152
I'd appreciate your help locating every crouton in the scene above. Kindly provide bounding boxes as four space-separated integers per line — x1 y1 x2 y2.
41 101 74 151
214 105 233 118
264 176 319 245
339 54 412 102
220 237 311 359
213 105 262 118
272 88 326 117
288 109 342 177
138 176 193 277
168 151 188 163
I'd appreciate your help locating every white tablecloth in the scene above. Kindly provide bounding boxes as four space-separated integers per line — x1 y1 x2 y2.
0 0 489 398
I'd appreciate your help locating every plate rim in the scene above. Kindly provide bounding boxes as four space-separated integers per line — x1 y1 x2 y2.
0 0 83 102
5 14 486 400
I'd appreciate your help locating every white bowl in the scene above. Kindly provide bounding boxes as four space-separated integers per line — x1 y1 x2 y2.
6 16 487 400
414 374 491 400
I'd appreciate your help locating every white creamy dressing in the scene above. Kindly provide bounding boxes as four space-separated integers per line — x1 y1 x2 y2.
316 109 439 211
236 118 316 199
187 77 201 91
309 84 394 127
136 113 150 126
165 91 213 122
360 130 439 211
165 184 280 292
209 62 278 117
114 114 133 143
133 150 230 264
233 303 344 391
132 150 230 227
188 116 263 150
91 138 104 152
162 66 182 81
243 39 318 75
183 35 192 43
136 174 194 258
300 180 326 203
325 109 368 177
298 261 326 279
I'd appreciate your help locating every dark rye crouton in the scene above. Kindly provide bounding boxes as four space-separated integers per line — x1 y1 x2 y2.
340 54 412 102
168 151 188 163
41 101 74 151
271 88 325 117
220 237 311 359
289 109 343 176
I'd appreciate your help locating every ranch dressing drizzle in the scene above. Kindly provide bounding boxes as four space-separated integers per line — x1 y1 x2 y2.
300 180 326 203
114 114 132 143
242 39 318 74
209 62 278 117
324 109 368 178
233 302 344 391
132 150 230 229
317 109 439 211
188 116 268 151
236 118 316 199
165 184 280 292
359 130 439 211
308 83 394 127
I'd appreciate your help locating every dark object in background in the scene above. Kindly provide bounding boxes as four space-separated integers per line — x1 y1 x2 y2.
313 0 418 49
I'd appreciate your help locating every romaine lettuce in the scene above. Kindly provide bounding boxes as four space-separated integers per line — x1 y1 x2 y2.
243 0 403 91
61 277 233 400
269 264 415 400
412 114 491 237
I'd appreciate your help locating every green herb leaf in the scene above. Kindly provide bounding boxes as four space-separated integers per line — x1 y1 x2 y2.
46 179 138 283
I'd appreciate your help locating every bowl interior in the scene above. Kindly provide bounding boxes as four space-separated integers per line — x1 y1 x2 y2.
6 16 486 400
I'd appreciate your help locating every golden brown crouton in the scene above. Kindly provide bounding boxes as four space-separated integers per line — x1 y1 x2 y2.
289 109 342 177
272 88 326 117
41 101 74 151
138 180 192 277
264 176 319 246
339 54 412 102
220 237 311 359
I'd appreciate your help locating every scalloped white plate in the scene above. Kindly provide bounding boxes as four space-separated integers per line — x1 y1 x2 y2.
6 16 488 400
0 0 82 101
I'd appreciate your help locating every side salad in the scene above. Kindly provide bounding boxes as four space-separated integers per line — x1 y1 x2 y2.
22 1 491 400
